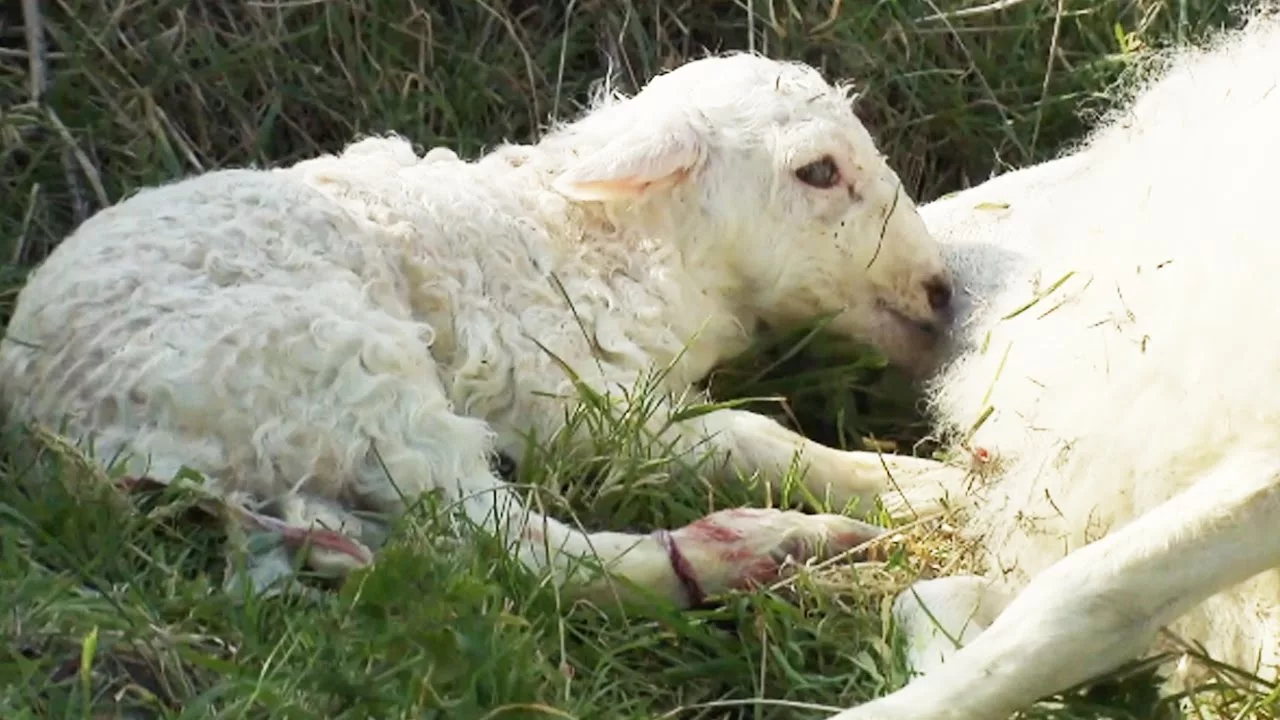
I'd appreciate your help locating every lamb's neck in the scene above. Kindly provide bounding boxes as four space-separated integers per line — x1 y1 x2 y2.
668 255 760 369
481 139 761 381
570 215 760 385
599 223 759 386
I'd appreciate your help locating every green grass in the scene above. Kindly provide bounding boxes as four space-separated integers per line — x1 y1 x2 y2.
2 0 1276 718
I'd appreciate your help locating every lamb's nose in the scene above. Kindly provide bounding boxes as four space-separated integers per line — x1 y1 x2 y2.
924 274 953 314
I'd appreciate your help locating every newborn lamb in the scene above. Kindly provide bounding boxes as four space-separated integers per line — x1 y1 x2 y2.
0 53 958 606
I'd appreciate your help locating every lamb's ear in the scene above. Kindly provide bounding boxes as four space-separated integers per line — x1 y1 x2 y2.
552 114 706 202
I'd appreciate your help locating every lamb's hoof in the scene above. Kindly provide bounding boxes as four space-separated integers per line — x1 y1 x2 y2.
671 508 888 596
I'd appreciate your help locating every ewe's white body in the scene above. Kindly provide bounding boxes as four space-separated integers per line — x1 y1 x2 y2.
829 9 1280 719
0 54 959 605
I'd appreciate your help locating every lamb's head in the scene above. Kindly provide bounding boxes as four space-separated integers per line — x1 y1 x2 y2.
552 53 953 373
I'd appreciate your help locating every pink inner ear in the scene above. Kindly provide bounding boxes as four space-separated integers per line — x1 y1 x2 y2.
561 177 652 201
556 167 691 202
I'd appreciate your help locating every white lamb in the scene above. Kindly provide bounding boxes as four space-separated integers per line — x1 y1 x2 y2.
0 54 960 606
826 7 1280 719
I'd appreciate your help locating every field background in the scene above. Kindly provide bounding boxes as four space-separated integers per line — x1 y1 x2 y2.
1 1 1272 719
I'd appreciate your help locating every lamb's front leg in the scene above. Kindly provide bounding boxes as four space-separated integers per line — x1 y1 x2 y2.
825 448 1280 720
464 478 888 608
680 408 970 519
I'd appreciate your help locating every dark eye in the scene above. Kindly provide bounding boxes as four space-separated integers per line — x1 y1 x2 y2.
795 156 841 189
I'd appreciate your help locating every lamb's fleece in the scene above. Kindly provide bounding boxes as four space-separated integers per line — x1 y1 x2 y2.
922 7 1280 685
0 53 951 601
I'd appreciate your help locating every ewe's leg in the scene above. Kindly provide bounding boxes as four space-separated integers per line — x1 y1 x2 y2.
826 449 1280 720
675 408 970 518
891 576 1013 678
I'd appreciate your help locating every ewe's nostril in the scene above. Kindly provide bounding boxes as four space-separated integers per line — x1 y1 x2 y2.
924 275 953 313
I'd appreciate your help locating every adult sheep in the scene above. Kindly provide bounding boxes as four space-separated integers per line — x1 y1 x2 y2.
0 54 959 607
826 7 1280 719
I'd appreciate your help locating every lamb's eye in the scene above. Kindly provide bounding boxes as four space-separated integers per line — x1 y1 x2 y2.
795 156 841 189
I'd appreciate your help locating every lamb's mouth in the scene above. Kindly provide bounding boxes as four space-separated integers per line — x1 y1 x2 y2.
876 298 945 341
